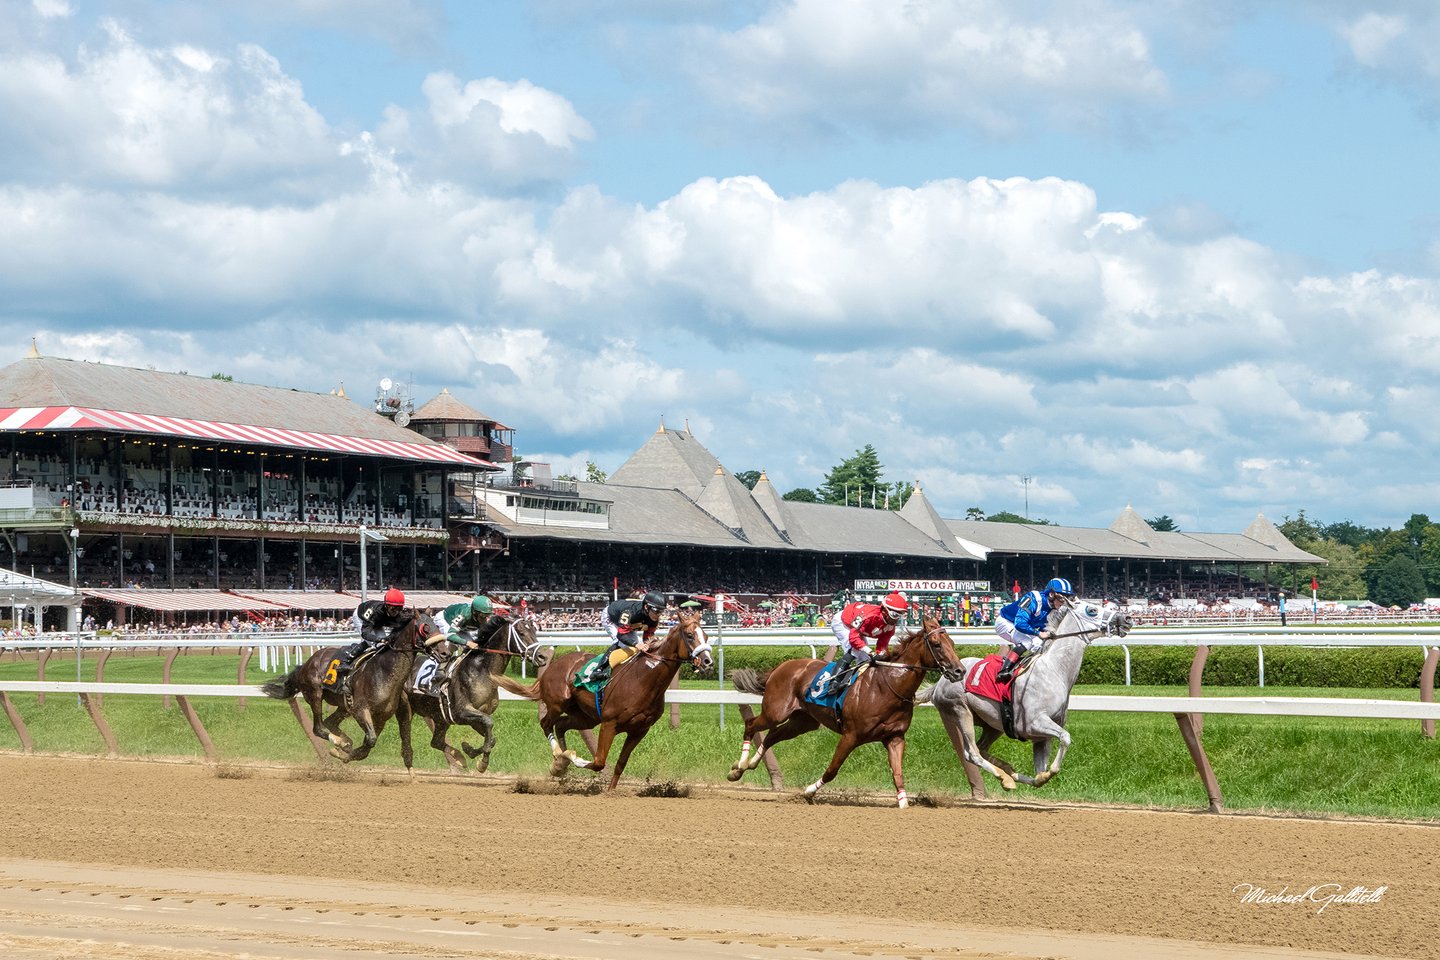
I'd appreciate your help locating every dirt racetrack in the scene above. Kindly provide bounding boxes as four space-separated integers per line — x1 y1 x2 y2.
0 755 1433 960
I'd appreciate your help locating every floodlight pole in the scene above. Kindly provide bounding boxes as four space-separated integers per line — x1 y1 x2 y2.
358 524 389 603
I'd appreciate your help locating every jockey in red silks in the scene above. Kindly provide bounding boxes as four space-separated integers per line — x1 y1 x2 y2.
830 591 910 680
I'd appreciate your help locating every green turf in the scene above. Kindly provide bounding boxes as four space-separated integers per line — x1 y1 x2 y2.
1 654 1437 819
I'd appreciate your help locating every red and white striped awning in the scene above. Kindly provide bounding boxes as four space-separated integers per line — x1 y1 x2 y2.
81 589 294 612
0 406 493 468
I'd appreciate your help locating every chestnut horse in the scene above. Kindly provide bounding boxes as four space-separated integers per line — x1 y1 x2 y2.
727 614 963 808
408 614 550 773
261 614 432 767
492 608 714 789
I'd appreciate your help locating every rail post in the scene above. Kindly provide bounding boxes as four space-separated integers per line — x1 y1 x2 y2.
93 647 111 706
1188 644 1209 736
1422 647 1439 740
176 695 217 761
0 691 33 752
287 697 332 761
1174 712 1223 813
161 648 181 710
79 692 119 757
36 648 48 706
236 647 254 711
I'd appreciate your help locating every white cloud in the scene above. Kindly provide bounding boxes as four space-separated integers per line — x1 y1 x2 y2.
375 73 594 190
32 0 72 19
669 0 1169 137
0 22 339 195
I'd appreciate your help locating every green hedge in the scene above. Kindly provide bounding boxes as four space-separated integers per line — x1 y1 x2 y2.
691 642 1433 689
1075 645 1430 689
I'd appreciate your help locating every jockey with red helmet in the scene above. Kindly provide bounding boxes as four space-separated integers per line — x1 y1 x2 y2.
829 591 910 681
333 587 415 687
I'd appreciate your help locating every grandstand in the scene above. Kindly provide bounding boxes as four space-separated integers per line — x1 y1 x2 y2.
0 349 1323 629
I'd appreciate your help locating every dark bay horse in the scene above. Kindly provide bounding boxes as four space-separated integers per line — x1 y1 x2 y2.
726 614 963 808
492 608 714 789
261 614 433 767
408 614 550 773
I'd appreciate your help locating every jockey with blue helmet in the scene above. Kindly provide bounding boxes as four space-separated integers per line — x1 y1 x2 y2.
995 577 1074 683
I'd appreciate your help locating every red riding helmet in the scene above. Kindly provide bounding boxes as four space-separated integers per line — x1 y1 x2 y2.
881 591 910 615
383 587 405 607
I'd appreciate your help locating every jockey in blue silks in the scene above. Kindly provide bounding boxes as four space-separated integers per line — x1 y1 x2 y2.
995 577 1074 683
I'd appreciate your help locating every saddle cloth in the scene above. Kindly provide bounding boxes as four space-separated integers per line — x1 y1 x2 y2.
802 662 855 713
964 654 1015 703
322 646 378 690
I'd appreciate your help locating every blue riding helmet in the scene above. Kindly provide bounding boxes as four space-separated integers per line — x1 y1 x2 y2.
1046 577 1074 597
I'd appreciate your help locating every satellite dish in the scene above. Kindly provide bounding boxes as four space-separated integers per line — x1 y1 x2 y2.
379 377 393 391
393 410 410 427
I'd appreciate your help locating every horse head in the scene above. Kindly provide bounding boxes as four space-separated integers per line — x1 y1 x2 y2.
898 612 965 682
505 614 551 668
670 608 714 673
390 614 433 651
1055 599 1131 642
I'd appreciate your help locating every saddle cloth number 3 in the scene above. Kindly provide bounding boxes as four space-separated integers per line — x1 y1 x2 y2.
323 658 341 685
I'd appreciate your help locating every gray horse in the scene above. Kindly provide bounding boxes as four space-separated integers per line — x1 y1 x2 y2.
919 600 1131 791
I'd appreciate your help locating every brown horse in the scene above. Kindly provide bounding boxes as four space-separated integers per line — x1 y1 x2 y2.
492 608 714 789
408 614 551 773
726 614 962 808
262 614 433 767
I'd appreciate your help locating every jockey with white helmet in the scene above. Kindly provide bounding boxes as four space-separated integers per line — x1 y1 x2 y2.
995 577 1074 683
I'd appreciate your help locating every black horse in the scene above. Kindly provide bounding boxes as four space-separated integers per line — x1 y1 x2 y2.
407 614 551 772
262 614 432 766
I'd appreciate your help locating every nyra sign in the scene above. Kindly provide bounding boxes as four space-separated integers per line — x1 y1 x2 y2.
854 579 991 593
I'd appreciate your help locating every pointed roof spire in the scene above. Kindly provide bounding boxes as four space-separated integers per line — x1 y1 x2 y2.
1109 504 1152 544
1242 511 1289 551
336 381 347 399
25 337 40 359
897 479 953 550
658 415 666 434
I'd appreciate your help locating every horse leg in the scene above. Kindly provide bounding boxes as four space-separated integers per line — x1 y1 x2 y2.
802 731 860 801
1027 717 1071 786
938 701 1015 792
343 708 379 763
976 725 1030 788
547 715 585 776
728 707 775 781
884 735 909 809
429 718 466 772
571 723 616 774
607 727 649 791
397 696 415 779
455 709 496 773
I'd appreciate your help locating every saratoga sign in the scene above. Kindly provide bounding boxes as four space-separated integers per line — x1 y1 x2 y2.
854 579 991 593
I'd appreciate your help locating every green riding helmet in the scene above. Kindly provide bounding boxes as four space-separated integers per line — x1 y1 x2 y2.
471 595 495 616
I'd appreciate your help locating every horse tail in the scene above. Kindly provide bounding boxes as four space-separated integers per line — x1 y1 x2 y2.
261 669 300 700
490 672 541 701
914 682 935 704
730 667 770 696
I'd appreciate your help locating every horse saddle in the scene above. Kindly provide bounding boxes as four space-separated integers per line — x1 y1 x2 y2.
803 662 856 714
964 655 1027 741
574 653 610 694
324 645 379 690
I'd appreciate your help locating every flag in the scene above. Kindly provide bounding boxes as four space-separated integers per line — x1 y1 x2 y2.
1311 577 1319 593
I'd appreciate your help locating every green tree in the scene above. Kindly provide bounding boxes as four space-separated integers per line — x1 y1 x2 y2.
211 372 234 381
782 487 818 502
585 460 608 484
964 507 985 521
1147 514 1179 532
734 470 761 489
1368 555 1427 607
818 445 884 506
1291 540 1366 599
1278 510 1322 548
987 510 1052 525
1321 520 1380 548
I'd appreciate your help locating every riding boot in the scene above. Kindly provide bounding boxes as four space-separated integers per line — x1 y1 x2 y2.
995 646 1024 683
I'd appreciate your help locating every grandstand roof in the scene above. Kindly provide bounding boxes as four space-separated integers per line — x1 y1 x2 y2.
0 355 490 468
484 429 1325 566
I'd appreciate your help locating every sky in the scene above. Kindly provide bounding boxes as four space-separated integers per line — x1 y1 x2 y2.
3 0 1439 534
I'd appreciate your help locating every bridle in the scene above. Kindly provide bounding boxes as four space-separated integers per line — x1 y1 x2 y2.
873 621 964 691
635 618 713 668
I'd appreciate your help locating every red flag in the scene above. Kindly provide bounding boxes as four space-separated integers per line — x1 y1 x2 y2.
1012 579 1021 598
1311 577 1319 592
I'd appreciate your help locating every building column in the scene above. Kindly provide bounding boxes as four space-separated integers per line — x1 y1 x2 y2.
299 538 307 589
164 441 173 517
258 535 266 589
167 532 175 589
336 541 344 592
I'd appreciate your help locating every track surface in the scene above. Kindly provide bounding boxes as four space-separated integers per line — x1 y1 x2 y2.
0 755 1432 959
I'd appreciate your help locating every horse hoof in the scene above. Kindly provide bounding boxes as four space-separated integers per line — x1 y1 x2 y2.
726 768 743 782
1001 779 1017 791
475 757 490 774
549 757 569 777
1034 772 1052 787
